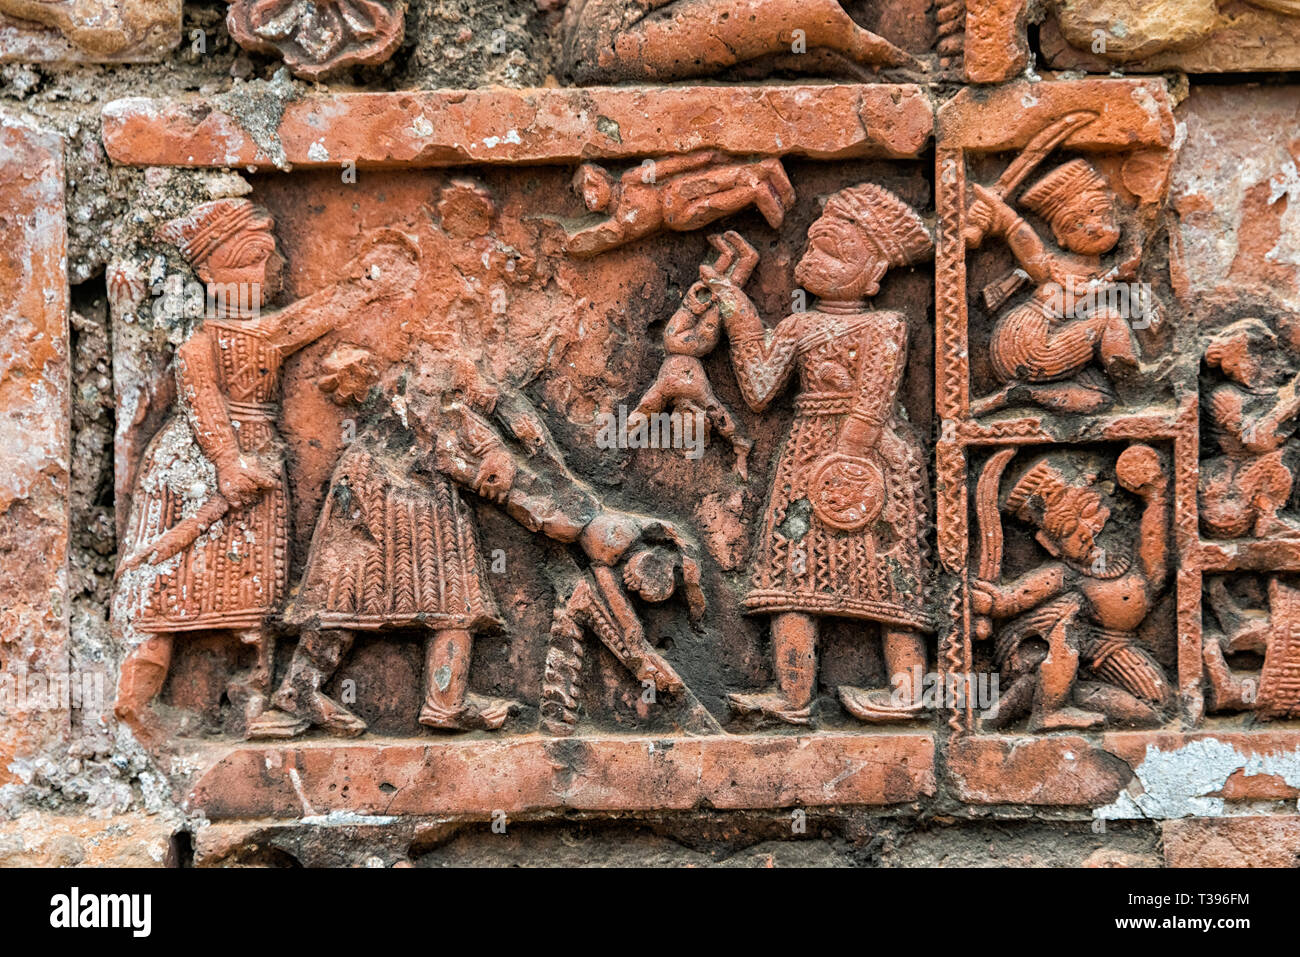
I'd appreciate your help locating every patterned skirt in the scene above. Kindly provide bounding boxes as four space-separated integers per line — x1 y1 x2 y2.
126 415 288 634
285 444 502 633
744 393 933 632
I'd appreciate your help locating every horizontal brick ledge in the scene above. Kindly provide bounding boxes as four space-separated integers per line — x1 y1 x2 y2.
186 733 936 820
101 84 935 171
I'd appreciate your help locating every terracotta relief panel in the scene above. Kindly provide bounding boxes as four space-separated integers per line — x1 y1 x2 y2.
101 83 949 818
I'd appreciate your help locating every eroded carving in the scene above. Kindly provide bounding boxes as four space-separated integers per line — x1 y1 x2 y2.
970 444 1174 730
631 231 756 478
565 152 795 259
225 0 406 79
557 0 920 82
1203 575 1300 719
112 199 420 741
1199 317 1300 540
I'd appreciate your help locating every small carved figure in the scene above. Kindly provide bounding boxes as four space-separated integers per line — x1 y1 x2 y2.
541 524 720 736
1202 575 1300 719
713 183 936 725
565 151 795 258
632 230 755 478
113 199 418 741
970 444 1173 730
1199 318 1300 539
557 0 920 83
966 157 1160 416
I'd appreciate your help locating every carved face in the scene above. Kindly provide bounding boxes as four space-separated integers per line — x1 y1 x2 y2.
1051 189 1121 256
199 229 285 314
1046 491 1111 565
794 219 888 300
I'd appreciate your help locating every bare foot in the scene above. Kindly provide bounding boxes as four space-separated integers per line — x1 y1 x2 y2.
727 690 812 726
838 685 924 723
419 693 519 731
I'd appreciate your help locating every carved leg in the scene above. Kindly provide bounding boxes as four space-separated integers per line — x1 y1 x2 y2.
1202 637 1252 712
227 628 274 731
114 633 174 742
839 627 928 723
1029 618 1102 730
728 611 815 724
248 629 366 739
699 388 751 479
419 628 519 731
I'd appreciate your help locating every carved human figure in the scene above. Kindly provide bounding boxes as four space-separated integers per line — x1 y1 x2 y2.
557 0 919 83
1199 318 1300 540
710 184 935 725
541 523 719 736
113 199 418 740
251 347 710 737
566 152 795 258
632 230 755 477
1202 575 1300 719
970 445 1173 731
965 159 1156 416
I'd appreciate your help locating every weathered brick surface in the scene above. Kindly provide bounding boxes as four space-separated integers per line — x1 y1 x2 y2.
1 1 1299 869
0 112 69 788
1163 816 1300 868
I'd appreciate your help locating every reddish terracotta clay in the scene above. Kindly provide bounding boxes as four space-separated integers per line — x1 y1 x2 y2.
558 0 923 82
76 62 1300 836
225 0 406 79
100 85 936 170
0 0 178 61
187 732 936 818
0 112 69 785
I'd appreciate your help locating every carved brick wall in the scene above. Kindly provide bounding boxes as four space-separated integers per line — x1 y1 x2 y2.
2 0 1300 869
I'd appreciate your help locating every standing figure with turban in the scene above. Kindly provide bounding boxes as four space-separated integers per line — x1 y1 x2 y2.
714 183 935 725
113 198 418 740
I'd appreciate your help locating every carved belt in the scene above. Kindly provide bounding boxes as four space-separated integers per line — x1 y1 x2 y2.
226 400 278 422
794 392 853 416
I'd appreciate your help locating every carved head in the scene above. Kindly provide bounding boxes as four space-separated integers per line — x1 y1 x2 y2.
1205 318 1280 387
159 199 285 315
1023 160 1119 256
1006 460 1111 565
795 184 931 300
573 163 615 213
622 546 680 604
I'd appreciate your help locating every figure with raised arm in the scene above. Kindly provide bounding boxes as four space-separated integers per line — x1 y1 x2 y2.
113 199 418 740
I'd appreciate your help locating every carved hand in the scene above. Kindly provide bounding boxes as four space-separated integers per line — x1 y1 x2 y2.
965 183 1017 248
473 449 516 504
969 578 1003 618
216 454 279 509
